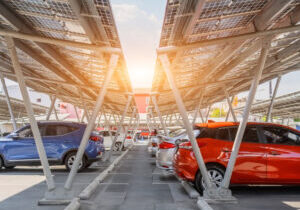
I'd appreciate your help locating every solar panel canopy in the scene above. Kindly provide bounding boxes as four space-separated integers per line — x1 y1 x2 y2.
0 0 135 116
151 0 300 116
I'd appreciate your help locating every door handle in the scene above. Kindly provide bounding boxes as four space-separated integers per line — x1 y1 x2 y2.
269 151 280 156
222 148 231 153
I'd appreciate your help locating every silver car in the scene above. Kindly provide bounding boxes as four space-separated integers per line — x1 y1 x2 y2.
156 129 200 171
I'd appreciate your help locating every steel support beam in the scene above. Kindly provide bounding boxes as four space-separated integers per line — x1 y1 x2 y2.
266 76 282 122
120 107 136 151
221 38 271 189
157 25 300 54
107 95 132 161
159 54 213 190
205 105 211 123
74 106 80 122
46 95 56 121
224 89 237 122
6 36 55 191
64 54 119 190
0 73 17 130
225 96 235 122
0 29 121 53
192 91 204 125
151 94 168 136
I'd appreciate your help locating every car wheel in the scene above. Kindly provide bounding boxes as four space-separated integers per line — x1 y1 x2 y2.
195 164 225 193
65 152 86 172
0 157 3 169
5 166 15 169
113 142 122 151
85 163 92 168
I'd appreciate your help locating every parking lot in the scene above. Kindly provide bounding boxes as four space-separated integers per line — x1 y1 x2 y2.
1 143 300 210
0 0 299 209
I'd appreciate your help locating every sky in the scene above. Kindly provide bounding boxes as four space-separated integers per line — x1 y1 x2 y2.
111 0 166 88
110 0 300 100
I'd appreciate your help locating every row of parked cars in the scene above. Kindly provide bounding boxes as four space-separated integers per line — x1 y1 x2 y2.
150 122 300 192
0 121 134 171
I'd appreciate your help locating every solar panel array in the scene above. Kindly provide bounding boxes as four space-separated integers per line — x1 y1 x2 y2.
0 0 135 117
151 0 300 116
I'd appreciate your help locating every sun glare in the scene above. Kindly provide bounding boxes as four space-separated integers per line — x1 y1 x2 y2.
127 66 154 89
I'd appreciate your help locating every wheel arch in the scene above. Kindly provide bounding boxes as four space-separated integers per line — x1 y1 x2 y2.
62 149 88 164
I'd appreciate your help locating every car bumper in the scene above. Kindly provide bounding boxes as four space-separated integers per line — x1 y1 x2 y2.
156 148 176 170
148 146 158 155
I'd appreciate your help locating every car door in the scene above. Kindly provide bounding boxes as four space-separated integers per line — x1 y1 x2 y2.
42 124 77 160
228 125 267 184
5 126 39 161
262 126 300 184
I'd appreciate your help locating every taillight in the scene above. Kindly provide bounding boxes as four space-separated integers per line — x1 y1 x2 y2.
159 141 175 149
89 136 101 142
126 136 132 139
152 142 157 147
178 142 193 150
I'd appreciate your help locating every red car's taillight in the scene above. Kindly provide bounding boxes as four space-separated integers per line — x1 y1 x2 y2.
89 136 101 142
159 141 175 149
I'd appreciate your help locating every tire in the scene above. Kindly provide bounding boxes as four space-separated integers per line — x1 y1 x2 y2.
64 152 86 172
5 166 15 169
85 163 92 168
0 157 3 169
195 164 225 193
113 142 122 151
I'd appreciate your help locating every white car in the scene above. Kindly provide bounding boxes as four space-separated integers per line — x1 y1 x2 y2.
148 135 159 156
99 130 133 151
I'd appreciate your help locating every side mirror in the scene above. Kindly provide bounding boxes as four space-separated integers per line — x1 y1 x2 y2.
175 139 189 146
10 133 19 140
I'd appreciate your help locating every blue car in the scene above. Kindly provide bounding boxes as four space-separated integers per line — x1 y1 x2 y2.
0 122 104 171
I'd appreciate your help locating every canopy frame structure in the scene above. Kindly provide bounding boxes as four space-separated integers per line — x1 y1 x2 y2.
0 0 136 205
151 0 300 207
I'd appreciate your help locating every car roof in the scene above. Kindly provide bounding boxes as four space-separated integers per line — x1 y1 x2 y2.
36 121 86 126
195 122 300 133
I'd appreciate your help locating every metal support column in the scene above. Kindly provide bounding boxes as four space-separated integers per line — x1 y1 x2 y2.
54 105 59 120
192 91 204 125
107 95 132 161
0 73 17 130
205 105 211 123
74 106 80 122
64 54 119 190
221 38 271 190
46 95 57 120
224 89 237 122
225 96 235 122
152 94 168 136
159 54 212 190
266 75 281 122
6 36 55 191
120 107 136 151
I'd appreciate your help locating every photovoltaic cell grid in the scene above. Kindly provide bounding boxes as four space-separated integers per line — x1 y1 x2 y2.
0 0 135 115
151 0 300 115
235 91 300 119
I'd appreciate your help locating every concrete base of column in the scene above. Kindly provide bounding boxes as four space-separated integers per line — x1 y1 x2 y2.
202 187 237 204
38 187 76 205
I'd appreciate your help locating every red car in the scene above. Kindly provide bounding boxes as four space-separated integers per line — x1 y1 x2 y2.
173 122 300 192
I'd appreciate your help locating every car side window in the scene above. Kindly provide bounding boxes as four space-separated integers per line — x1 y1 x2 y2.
243 127 259 143
44 125 77 137
216 128 231 141
263 126 300 146
228 126 260 143
18 127 33 138
197 128 216 139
